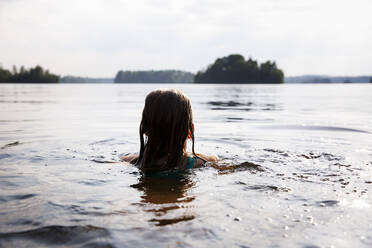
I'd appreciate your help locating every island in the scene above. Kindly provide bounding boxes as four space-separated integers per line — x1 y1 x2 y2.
194 54 284 84
0 65 59 83
61 76 113 83
114 70 194 83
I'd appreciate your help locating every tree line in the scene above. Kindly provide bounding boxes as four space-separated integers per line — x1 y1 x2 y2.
194 54 284 84
115 70 194 83
0 65 59 83
61 76 113 83
1 55 285 84
286 75 372 83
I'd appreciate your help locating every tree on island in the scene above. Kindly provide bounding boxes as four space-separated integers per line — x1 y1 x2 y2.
0 65 59 83
370 77 372 83
194 54 284 84
114 70 194 83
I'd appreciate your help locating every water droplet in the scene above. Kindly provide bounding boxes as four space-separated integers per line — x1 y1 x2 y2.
234 217 242 221
266 217 273 223
306 216 314 223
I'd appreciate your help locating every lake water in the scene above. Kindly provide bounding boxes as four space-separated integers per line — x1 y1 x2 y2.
0 83 371 248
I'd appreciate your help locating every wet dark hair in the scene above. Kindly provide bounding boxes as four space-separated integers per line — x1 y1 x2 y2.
136 89 196 170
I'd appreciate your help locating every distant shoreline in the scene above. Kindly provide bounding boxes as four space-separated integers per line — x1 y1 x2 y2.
285 75 372 84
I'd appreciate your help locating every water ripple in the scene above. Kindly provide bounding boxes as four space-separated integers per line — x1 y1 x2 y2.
262 125 371 134
0 194 37 202
0 225 111 247
1 141 22 149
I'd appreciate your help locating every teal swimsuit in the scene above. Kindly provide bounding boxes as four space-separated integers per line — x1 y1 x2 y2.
186 156 196 169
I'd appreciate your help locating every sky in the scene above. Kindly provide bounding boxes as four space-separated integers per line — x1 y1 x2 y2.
0 0 371 77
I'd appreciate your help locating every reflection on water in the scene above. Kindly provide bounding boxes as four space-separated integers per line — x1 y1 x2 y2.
207 85 281 113
207 100 280 111
131 172 196 226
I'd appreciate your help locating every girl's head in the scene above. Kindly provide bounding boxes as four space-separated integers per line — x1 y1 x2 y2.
137 89 195 170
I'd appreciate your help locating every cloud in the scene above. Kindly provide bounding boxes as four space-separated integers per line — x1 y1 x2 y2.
0 0 371 76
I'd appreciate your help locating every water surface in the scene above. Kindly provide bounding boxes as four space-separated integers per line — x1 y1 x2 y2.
0 83 372 247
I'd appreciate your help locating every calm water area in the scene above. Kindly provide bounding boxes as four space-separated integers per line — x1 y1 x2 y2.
0 83 371 248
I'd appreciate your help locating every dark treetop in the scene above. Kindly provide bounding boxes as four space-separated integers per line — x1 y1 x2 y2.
194 54 284 84
0 65 59 83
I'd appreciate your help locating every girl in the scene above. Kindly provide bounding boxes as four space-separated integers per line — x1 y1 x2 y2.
122 89 218 171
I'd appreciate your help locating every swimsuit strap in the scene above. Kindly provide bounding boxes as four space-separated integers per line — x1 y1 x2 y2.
186 156 196 169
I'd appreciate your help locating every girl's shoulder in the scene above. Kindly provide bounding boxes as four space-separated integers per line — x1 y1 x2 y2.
121 154 139 164
184 153 219 169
